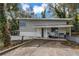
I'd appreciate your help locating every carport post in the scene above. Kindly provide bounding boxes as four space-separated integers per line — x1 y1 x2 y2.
21 36 24 43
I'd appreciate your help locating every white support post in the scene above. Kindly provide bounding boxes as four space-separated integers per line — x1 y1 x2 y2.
44 28 48 38
69 27 71 36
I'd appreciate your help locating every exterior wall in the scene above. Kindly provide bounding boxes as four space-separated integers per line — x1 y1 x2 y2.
20 20 66 32
19 19 67 37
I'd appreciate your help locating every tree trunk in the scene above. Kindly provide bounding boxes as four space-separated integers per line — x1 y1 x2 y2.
2 22 11 47
3 3 11 47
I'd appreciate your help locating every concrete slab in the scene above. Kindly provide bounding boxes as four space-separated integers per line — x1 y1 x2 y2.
2 40 79 56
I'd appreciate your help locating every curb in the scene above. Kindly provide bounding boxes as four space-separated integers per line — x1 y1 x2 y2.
0 40 32 55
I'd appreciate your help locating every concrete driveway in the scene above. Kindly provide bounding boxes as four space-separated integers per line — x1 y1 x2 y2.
2 39 79 56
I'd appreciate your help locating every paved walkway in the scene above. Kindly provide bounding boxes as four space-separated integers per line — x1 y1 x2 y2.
1 40 79 56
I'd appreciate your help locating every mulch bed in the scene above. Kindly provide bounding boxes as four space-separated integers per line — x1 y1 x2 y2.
72 32 79 35
61 41 79 49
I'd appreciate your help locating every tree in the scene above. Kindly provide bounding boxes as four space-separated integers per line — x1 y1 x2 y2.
0 3 19 47
48 3 75 18
41 8 46 37
0 3 11 47
48 3 65 18
41 8 46 18
6 3 19 35
73 4 79 32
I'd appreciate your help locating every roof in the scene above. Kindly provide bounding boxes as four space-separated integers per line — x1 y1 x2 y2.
16 18 74 21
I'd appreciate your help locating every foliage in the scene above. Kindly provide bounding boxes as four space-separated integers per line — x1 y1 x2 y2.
71 4 79 32
48 3 74 18
0 6 6 40
6 4 19 33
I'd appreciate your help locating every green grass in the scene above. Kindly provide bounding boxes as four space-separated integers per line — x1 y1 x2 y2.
0 40 4 48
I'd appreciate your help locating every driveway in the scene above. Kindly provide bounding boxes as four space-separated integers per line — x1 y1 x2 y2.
1 39 79 56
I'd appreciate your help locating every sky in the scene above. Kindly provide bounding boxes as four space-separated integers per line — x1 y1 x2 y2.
21 3 47 13
18 3 56 18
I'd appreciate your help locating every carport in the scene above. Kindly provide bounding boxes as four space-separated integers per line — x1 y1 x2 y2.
16 18 73 41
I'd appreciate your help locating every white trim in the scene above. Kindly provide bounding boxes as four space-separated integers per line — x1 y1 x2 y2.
34 25 73 28
16 18 73 21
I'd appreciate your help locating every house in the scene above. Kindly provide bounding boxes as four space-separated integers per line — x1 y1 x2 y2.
16 18 73 40
1 3 73 41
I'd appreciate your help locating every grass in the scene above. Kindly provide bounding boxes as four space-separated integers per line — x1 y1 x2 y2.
0 41 4 48
62 40 79 49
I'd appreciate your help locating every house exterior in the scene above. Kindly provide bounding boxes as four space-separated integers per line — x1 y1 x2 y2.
17 18 73 40
1 3 73 41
